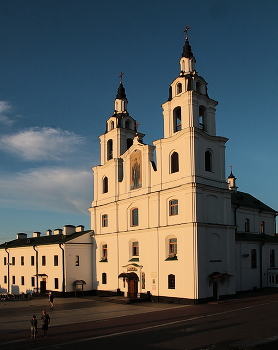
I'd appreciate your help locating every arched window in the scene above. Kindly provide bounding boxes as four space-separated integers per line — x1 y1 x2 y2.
102 273 107 284
196 81 201 93
131 208 139 226
103 177 108 193
176 83 182 94
110 121 114 130
171 152 179 173
127 138 133 150
169 238 177 257
251 249 257 268
173 107 181 132
199 106 206 130
270 249 275 267
169 199 178 216
102 214 108 227
107 139 113 160
125 120 131 129
205 150 212 172
168 274 175 289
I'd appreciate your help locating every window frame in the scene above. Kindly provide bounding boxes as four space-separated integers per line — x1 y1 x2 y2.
169 238 177 257
54 255 58 266
169 199 179 216
102 272 107 284
132 241 139 257
131 208 139 226
102 214 108 227
168 274 175 289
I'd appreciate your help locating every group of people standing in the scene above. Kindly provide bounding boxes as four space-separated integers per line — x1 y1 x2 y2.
30 291 54 339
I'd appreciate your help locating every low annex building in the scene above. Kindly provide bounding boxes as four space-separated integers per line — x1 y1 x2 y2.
0 225 94 294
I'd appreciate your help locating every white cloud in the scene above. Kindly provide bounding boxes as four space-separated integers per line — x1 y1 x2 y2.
0 101 15 126
0 167 93 214
0 127 84 161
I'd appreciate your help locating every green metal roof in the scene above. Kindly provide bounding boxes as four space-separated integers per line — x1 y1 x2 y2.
231 191 276 213
0 230 92 249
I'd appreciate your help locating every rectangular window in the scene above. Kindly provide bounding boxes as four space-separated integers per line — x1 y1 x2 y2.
54 278 59 289
169 200 178 216
251 249 257 268
54 255 58 266
31 277 35 287
11 257 15 265
131 208 139 226
102 244 107 259
169 238 177 256
21 256 24 266
132 241 139 256
21 276 24 285
102 214 108 227
75 255 80 266
4 276 7 284
4 257 7 265
31 256 35 266
42 256 46 266
12 276 15 284
270 249 275 268
245 218 250 232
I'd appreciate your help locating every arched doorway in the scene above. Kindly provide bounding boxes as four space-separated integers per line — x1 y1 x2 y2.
127 272 138 299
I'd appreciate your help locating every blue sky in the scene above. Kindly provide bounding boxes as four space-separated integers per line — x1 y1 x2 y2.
0 0 278 243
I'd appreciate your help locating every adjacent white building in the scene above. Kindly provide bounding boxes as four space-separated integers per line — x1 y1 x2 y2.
0 225 94 295
88 36 278 304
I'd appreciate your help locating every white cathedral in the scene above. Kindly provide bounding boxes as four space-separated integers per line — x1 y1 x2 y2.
88 34 278 304
1 34 278 304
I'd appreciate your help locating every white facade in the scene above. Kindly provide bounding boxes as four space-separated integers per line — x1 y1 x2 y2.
0 225 94 295
89 38 241 304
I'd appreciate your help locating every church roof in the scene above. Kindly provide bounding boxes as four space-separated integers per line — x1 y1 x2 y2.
182 39 194 58
231 191 276 213
116 82 126 99
0 230 92 249
236 232 278 243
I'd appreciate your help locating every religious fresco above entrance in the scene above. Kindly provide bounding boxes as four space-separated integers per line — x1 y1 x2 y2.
130 149 142 190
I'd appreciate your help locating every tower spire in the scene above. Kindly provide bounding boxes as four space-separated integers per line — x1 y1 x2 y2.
181 25 194 58
115 72 127 112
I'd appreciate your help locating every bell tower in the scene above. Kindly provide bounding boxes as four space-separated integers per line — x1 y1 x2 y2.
99 73 145 165
162 27 217 139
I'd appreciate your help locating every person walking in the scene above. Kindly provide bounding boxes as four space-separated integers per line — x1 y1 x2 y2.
41 310 50 337
30 315 37 339
48 291 54 308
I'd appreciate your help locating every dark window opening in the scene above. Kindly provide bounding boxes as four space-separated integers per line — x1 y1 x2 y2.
127 138 133 150
168 274 175 289
205 150 212 172
173 107 181 132
171 152 179 173
102 272 107 284
107 139 113 160
103 176 108 193
251 249 257 268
